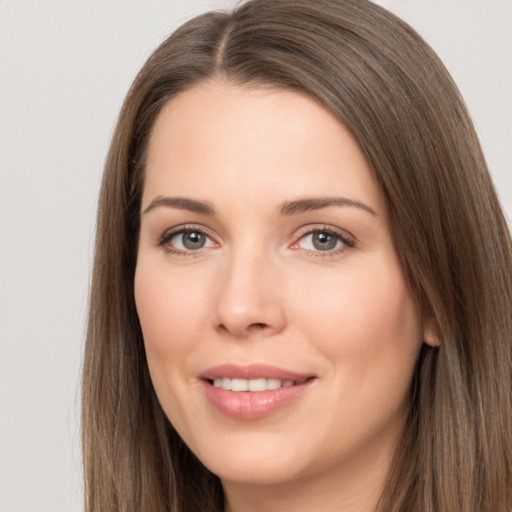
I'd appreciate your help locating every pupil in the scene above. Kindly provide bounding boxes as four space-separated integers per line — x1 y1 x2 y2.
313 231 337 251
183 231 205 250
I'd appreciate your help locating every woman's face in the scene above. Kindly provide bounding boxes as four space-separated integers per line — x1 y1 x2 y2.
135 81 428 490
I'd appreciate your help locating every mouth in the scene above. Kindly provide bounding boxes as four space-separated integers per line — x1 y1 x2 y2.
199 364 316 420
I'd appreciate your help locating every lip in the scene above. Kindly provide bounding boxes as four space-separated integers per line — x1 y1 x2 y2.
199 364 316 420
199 363 312 382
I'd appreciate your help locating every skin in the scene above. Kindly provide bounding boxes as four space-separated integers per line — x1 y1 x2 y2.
135 80 434 512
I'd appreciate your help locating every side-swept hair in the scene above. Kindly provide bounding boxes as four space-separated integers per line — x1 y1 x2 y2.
82 1 512 510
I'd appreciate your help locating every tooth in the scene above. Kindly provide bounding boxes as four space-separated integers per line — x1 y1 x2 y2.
213 377 299 392
231 378 248 391
266 379 282 390
221 378 232 390
248 378 267 391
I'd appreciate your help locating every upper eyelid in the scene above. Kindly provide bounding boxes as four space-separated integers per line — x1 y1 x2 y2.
159 223 352 238
293 224 355 243
160 223 216 240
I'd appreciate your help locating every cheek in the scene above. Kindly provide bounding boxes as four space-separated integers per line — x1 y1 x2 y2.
287 258 423 454
134 263 209 371
290 256 422 368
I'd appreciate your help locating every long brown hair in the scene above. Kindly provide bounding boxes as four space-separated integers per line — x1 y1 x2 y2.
82 1 512 510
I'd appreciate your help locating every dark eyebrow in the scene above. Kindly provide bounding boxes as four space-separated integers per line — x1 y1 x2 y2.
142 196 216 215
278 196 378 217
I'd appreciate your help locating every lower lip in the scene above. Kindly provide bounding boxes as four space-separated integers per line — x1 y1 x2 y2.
201 379 315 420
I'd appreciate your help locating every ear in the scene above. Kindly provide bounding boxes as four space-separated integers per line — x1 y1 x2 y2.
423 317 441 347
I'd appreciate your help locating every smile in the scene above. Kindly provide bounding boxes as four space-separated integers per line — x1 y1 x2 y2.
200 364 316 419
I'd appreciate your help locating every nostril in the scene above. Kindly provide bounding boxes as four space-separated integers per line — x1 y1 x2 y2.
250 322 268 329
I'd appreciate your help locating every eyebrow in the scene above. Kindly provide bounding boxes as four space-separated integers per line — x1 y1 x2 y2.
278 196 378 217
143 196 216 215
142 195 378 217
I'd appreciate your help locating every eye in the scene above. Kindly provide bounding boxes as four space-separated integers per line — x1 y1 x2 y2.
292 227 355 255
300 231 340 251
159 227 216 253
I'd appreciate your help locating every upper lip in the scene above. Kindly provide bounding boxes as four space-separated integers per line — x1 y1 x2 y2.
199 363 314 381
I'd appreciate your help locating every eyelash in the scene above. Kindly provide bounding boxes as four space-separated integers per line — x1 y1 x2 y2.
157 224 356 259
292 225 356 258
157 224 217 257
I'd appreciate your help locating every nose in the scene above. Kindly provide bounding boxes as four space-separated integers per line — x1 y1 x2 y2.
212 246 286 339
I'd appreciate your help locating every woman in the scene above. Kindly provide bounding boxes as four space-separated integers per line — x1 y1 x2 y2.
82 0 512 511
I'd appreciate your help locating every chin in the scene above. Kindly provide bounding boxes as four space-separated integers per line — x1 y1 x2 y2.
209 459 302 486
191 435 310 485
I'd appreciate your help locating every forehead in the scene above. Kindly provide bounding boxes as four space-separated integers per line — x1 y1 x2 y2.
143 80 384 215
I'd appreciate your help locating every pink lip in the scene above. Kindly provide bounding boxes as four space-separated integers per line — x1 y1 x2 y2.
199 363 312 381
199 364 316 420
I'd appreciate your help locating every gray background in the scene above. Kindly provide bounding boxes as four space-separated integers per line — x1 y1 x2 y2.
0 1 510 511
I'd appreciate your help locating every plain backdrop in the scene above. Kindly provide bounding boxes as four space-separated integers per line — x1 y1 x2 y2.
0 1 510 511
